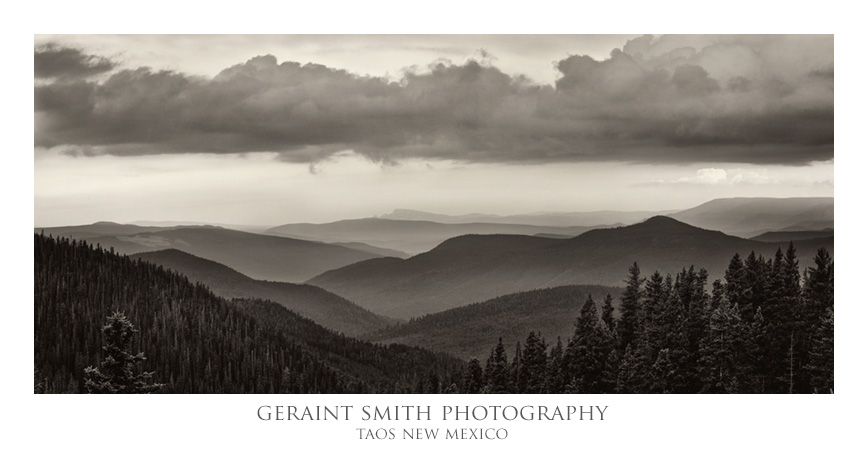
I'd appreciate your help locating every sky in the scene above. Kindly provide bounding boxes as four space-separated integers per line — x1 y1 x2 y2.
33 35 834 227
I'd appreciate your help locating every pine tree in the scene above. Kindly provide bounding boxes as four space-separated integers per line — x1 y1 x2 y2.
801 247 834 393
618 262 644 351
616 345 642 394
710 279 724 312
518 331 548 393
463 358 484 394
565 294 610 393
806 308 834 394
483 338 510 393
698 298 745 393
601 294 615 331
545 337 566 393
724 253 746 307
84 312 163 394
804 248 834 323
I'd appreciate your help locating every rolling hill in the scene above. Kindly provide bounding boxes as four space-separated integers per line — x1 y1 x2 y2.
668 197 833 237
309 216 834 319
750 229 834 242
365 285 622 360
378 209 669 227
265 218 599 255
35 221 170 239
40 226 381 283
134 249 397 336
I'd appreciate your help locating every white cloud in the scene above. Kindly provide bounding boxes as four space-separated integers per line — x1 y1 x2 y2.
676 168 729 185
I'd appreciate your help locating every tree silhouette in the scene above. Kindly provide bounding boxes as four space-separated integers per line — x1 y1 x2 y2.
84 312 163 394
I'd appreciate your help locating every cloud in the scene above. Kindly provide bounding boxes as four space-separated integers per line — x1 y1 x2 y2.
676 168 729 185
643 166 831 187
34 36 833 165
35 44 116 79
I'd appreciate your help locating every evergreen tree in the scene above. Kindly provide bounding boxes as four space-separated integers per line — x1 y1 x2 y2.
509 341 522 392
762 245 802 393
518 331 548 393
710 279 724 312
545 337 566 393
463 358 484 394
698 299 745 393
724 253 747 307
84 312 163 394
565 294 611 393
801 247 834 393
426 371 441 394
742 252 770 322
601 294 615 331
616 345 643 394
804 248 834 323
483 338 510 393
806 308 834 394
618 262 644 351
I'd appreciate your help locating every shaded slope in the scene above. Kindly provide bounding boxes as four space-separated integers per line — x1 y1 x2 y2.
365 285 622 360
69 226 381 283
266 218 597 254
669 197 833 237
310 216 833 319
134 249 397 336
35 234 460 393
751 230 834 242
309 234 561 318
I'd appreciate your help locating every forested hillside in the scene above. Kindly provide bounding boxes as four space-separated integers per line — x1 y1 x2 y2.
310 217 834 319
34 234 459 394
134 249 395 336
462 245 834 394
367 285 622 359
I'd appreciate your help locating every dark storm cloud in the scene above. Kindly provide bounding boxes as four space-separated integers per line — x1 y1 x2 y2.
34 36 833 165
35 44 116 79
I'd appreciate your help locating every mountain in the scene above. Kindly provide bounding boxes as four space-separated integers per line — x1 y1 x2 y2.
321 241 409 259
379 208 672 227
266 218 599 255
134 249 397 336
750 229 834 242
35 234 460 393
365 285 622 360
309 216 834 319
669 197 834 237
130 220 272 234
45 226 381 283
35 221 171 239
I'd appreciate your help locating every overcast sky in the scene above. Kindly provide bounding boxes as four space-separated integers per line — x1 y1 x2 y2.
34 35 834 227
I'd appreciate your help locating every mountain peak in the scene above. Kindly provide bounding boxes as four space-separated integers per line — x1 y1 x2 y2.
626 215 703 233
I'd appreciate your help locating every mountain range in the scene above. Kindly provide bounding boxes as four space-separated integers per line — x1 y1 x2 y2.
668 197 833 237
365 285 622 359
134 248 397 336
265 218 599 255
36 225 382 283
378 209 671 228
309 216 834 319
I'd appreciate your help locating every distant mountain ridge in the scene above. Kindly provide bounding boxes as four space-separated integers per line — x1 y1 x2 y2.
365 285 623 359
751 230 834 242
309 216 834 319
134 248 397 336
379 208 673 227
669 197 833 237
265 218 601 255
39 225 382 283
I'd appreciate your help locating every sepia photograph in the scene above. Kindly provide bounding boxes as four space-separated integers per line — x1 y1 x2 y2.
33 34 834 396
